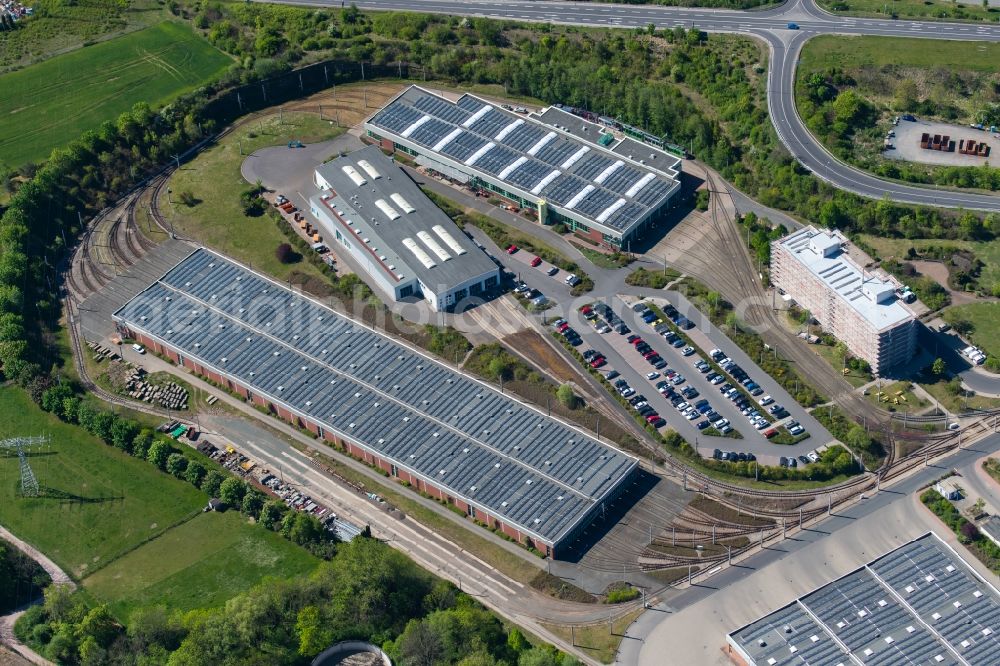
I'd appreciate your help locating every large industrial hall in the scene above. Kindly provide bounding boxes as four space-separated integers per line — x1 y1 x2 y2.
112 248 639 558
310 145 501 311
364 85 682 249
727 533 1000 666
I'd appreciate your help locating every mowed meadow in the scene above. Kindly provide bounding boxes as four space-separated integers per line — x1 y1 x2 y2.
0 21 231 168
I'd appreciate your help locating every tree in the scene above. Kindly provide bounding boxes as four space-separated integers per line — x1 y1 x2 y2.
398 619 444 666
705 290 721 314
845 425 871 452
960 521 979 542
201 470 226 497
185 460 207 487
487 357 510 381
110 417 139 452
556 383 578 409
518 647 559 666
166 453 188 478
146 440 172 469
131 429 154 460
259 499 286 530
932 357 947 376
219 477 247 507
241 490 264 518
281 511 325 545
295 605 332 657
275 243 295 264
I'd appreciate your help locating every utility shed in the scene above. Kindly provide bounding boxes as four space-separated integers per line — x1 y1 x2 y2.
113 248 639 557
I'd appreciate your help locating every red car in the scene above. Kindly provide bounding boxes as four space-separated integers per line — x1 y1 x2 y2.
507 245 519 254
763 428 777 439
530 256 542 268
557 322 570 333
645 413 661 423
643 350 658 360
590 356 606 368
631 337 645 346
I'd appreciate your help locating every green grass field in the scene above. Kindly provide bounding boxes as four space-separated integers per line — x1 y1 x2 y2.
163 112 343 283
944 302 1000 358
83 510 318 619
0 0 166 73
0 21 231 168
819 0 997 22
0 387 205 579
799 35 1000 74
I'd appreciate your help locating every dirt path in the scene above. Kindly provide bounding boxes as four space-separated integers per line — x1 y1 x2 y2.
911 260 978 306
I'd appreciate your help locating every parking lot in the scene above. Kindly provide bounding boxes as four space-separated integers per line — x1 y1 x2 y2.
555 294 832 466
886 118 999 167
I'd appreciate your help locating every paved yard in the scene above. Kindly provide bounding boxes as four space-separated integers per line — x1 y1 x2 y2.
886 119 999 167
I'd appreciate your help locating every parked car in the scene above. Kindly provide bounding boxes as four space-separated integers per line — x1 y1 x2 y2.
606 370 620 380
506 245 519 254
565 274 581 287
681 346 695 356
646 371 660 380
759 395 773 406
131 343 146 354
530 256 542 267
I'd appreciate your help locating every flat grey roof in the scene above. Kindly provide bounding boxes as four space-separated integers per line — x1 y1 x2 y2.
729 532 1000 666
778 226 915 332
313 145 498 293
113 248 638 546
366 86 679 236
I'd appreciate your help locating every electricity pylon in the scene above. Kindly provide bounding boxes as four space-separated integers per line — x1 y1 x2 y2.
0 436 48 497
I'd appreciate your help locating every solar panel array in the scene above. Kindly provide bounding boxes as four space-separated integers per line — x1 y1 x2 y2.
730 603 848 666
729 533 1000 666
114 249 637 546
367 87 678 233
870 536 1000 665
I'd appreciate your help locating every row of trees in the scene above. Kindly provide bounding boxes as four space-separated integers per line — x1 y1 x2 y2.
38 381 337 559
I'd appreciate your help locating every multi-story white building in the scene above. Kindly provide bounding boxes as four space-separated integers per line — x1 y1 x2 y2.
771 226 918 376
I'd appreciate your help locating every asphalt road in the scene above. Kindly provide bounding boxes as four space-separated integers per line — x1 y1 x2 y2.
274 0 1000 210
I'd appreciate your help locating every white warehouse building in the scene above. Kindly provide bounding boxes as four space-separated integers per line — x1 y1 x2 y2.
311 146 500 311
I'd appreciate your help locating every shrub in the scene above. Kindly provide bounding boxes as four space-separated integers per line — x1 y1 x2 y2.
275 243 296 264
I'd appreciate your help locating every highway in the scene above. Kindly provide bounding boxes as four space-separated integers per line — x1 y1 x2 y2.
277 0 1000 210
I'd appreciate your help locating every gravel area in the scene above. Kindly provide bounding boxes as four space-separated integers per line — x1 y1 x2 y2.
885 118 999 166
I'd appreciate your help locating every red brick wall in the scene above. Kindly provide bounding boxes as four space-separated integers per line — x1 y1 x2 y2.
380 138 394 151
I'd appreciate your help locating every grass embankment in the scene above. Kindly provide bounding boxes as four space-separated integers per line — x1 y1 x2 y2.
0 0 166 72
540 608 644 665
0 387 205 578
83 510 318 619
858 234 999 297
0 21 231 168
625 266 682 289
919 376 1000 413
796 35 1000 191
162 112 343 284
944 302 1000 359
807 339 872 389
864 381 928 412
0 386 318 619
819 0 998 22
